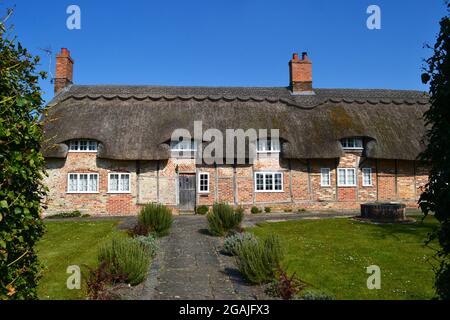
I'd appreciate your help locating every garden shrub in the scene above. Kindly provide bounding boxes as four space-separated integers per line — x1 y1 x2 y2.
98 237 150 286
196 205 209 215
207 202 244 236
222 232 258 256
295 289 335 300
138 203 173 237
46 210 82 219
0 12 48 299
264 207 271 213
134 234 158 258
129 223 150 237
297 208 306 213
235 234 283 284
251 206 262 214
283 208 293 213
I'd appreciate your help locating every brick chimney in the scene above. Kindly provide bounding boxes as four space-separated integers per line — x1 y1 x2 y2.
54 48 74 94
289 52 313 94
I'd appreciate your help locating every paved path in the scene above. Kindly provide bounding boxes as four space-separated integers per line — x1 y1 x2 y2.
141 216 266 300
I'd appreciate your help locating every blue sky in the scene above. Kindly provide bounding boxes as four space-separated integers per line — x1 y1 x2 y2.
3 0 447 103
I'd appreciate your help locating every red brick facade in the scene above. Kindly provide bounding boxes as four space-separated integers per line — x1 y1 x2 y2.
43 151 429 216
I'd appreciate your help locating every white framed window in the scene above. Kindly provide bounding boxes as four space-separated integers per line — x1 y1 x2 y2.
340 138 363 150
254 172 283 192
68 140 98 152
320 168 331 186
108 173 131 193
170 139 197 151
198 172 210 193
337 168 356 186
256 139 280 153
362 168 373 186
67 173 99 193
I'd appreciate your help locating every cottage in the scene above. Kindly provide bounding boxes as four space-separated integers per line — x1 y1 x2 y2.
42 48 430 215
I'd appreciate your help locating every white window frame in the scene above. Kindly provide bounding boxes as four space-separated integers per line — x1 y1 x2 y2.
254 172 283 192
67 173 99 193
198 172 210 193
337 168 357 187
256 139 280 153
320 168 331 187
362 168 373 187
107 172 131 193
68 140 98 152
340 138 363 150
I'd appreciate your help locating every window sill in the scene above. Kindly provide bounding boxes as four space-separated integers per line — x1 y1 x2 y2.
107 191 131 194
255 190 284 193
66 191 99 194
198 192 210 195
68 151 98 153
337 185 357 187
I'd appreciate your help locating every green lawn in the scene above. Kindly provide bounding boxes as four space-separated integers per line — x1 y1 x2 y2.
36 220 125 300
249 216 439 300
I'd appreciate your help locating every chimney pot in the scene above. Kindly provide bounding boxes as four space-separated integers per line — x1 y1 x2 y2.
292 53 299 60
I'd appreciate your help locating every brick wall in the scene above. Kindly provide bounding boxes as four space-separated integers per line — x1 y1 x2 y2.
43 152 430 216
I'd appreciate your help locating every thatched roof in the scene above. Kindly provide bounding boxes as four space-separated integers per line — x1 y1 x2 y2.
42 85 429 161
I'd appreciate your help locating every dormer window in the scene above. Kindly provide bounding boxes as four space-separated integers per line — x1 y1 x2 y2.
340 138 363 150
256 139 280 153
170 139 197 152
68 139 98 152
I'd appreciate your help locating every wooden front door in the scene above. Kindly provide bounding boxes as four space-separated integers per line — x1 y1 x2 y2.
179 175 196 211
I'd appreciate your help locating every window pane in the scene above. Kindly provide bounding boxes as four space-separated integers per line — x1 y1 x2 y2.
355 139 363 148
89 174 98 191
265 174 273 190
256 174 264 190
274 173 282 190
79 174 88 191
338 169 346 185
347 169 356 185
120 174 129 191
68 174 78 191
321 169 330 186
363 168 372 185
69 141 78 151
199 174 208 191
109 174 119 191
88 141 97 151
271 139 280 151
79 140 87 151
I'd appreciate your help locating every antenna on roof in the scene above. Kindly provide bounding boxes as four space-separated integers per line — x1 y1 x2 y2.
38 46 53 82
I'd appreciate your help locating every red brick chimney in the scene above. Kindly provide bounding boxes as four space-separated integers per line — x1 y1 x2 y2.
54 48 74 94
289 52 313 94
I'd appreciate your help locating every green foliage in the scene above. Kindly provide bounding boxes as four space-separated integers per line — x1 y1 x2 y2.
207 202 244 236
222 232 258 256
196 205 209 215
264 207 271 213
46 210 82 219
138 203 173 237
97 237 150 286
295 289 335 300
235 234 283 284
283 208 293 213
419 3 450 300
134 234 158 258
251 206 262 214
297 208 306 213
0 9 47 299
